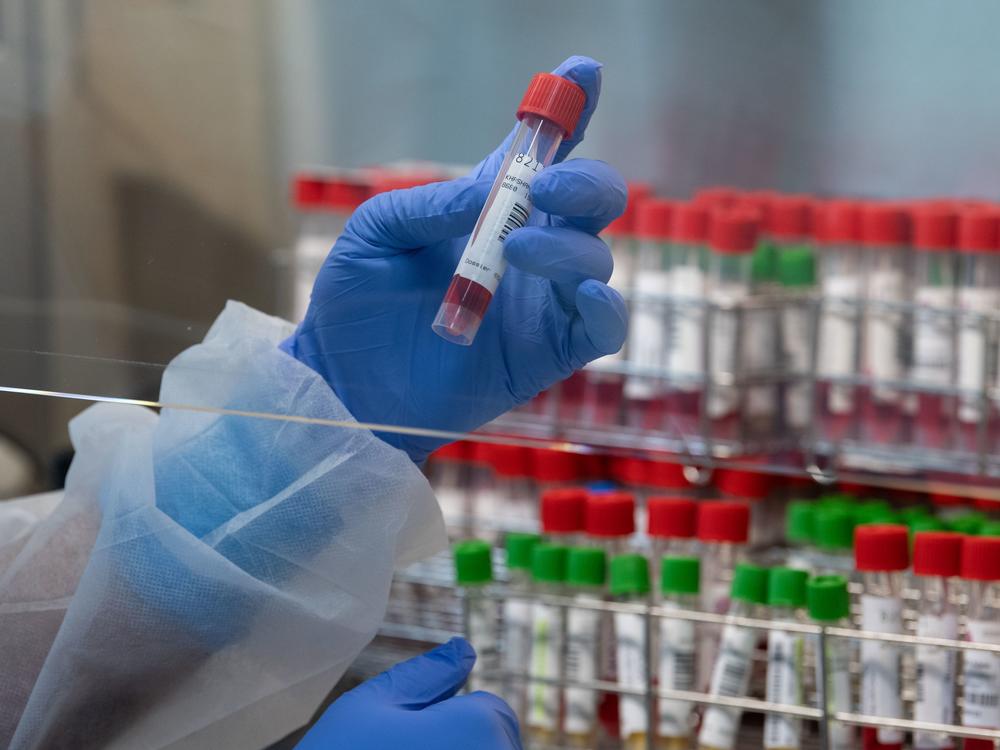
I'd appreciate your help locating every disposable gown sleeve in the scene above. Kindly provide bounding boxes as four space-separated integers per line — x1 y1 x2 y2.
0 301 446 750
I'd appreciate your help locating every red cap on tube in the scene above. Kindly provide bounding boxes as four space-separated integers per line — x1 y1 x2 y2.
670 203 711 244
610 456 646 486
958 209 1000 253
585 491 636 537
860 203 910 247
517 73 586 139
531 448 582 482
814 200 862 245
605 183 654 237
646 459 689 490
962 536 1000 581
647 497 697 539
694 186 739 208
930 491 970 508
430 441 470 462
769 195 814 240
697 501 750 543
716 468 773 500
708 211 759 253
479 443 530 478
635 199 674 241
912 205 958 251
913 532 964 578
854 525 910 572
540 487 587 534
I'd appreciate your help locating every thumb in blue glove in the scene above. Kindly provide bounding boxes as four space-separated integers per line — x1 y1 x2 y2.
284 55 629 463
295 637 522 750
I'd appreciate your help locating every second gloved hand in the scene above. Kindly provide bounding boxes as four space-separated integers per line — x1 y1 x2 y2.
295 637 521 750
284 56 628 463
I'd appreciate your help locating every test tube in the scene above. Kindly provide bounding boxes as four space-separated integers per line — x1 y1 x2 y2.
911 531 963 750
806 575 855 750
910 205 959 450
813 506 858 575
584 490 637 557
625 198 676 429
716 467 776 546
854 524 910 750
528 543 570 746
503 532 542 719
955 209 1000 452
657 556 701 750
778 247 818 435
697 563 770 750
453 540 501 694
815 201 864 441
426 441 472 530
647 497 698 564
540 486 587 547
763 567 809 750
665 203 712 437
705 211 761 440
563 547 608 748
610 553 653 750
433 73 586 345
960 535 1000 750
860 203 912 446
785 500 818 571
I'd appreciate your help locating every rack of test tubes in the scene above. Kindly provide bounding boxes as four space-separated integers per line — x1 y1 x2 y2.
288 171 1000 485
375 452 1000 750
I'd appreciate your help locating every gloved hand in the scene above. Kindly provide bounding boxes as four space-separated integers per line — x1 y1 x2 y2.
283 55 628 463
295 637 522 750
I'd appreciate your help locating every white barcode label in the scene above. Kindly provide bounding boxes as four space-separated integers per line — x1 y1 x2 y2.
502 598 532 711
822 635 855 750
668 265 706 386
914 612 958 748
912 286 954 386
820 275 862 414
708 282 750 419
453 153 539 295
564 604 601 735
957 288 998 422
963 619 1000 730
528 602 562 731
658 605 696 737
625 263 673 400
615 612 649 739
469 595 501 694
699 624 755 750
764 629 804 749
860 595 904 744
866 269 906 402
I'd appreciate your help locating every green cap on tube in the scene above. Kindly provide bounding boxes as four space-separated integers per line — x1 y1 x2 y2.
661 556 700 596
505 532 542 571
815 508 856 551
751 243 779 284
610 553 651 597
807 575 850 622
567 547 607 588
531 544 569 584
731 563 769 605
768 567 808 608
786 501 816 544
454 540 493 585
777 248 816 287
949 513 986 535
908 515 947 534
979 522 1000 537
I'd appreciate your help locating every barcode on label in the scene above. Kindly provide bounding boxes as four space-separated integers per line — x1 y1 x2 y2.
966 691 1000 708
720 658 749 696
498 202 529 241
671 652 695 689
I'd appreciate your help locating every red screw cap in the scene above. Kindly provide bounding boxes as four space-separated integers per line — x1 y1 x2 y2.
709 210 759 254
912 205 958 251
814 200 862 245
670 203 711 244
635 199 675 241
962 536 1000 581
605 183 654 237
610 456 647 486
540 488 587 534
697 500 750 543
646 459 690 490
854 524 910 572
694 186 739 208
430 441 470 462
958 209 1000 253
585 491 636 537
517 72 586 139
647 497 697 539
715 468 773 501
913 531 964 578
531 448 582 482
769 195 814 240
478 443 530 478
861 203 910 247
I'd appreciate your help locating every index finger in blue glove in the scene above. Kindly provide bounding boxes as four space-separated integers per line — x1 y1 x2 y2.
426 691 524 749
472 55 602 181
504 227 613 300
530 158 627 235
363 636 476 709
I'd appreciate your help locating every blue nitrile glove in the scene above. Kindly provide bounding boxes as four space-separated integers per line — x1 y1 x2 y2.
296 637 522 750
283 55 628 463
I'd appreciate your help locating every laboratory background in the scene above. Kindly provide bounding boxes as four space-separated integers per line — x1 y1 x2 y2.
3 1 1000 749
